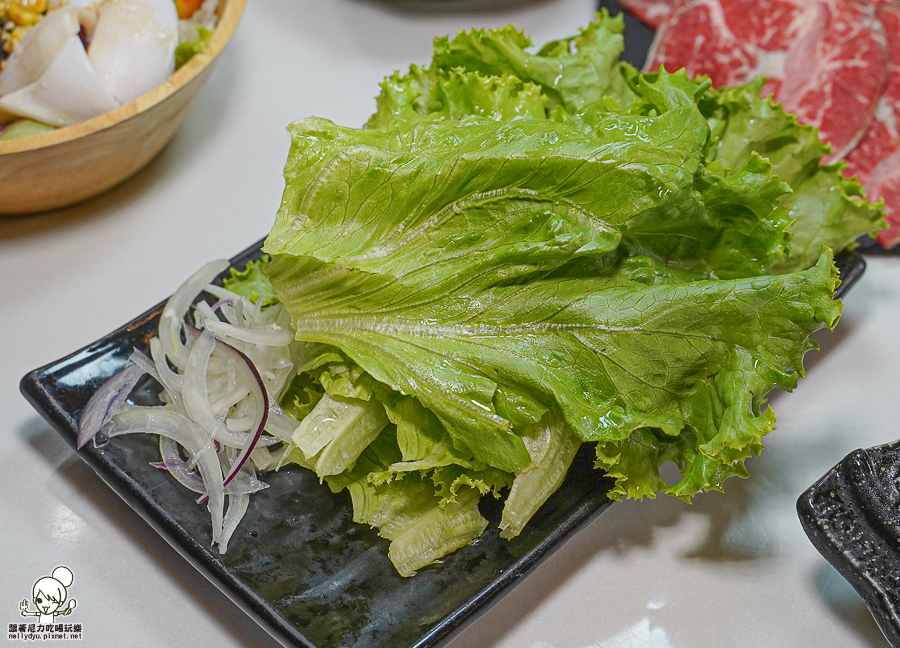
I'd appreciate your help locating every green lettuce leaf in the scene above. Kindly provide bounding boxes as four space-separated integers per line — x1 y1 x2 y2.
698 80 885 272
368 67 547 130
175 25 213 69
499 408 581 539
369 24 883 276
429 10 635 114
430 464 512 504
291 393 389 477
279 372 324 422
267 191 839 495
259 15 873 573
223 258 278 307
322 432 488 576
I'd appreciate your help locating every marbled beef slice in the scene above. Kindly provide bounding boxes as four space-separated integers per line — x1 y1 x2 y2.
645 0 888 163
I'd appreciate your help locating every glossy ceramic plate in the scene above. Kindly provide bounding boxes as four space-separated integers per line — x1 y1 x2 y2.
19 236 866 648
19 237 621 648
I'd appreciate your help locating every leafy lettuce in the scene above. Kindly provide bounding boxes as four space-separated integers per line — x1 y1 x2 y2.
225 12 881 575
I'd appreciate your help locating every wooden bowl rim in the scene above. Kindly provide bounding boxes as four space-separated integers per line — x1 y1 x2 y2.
0 0 246 156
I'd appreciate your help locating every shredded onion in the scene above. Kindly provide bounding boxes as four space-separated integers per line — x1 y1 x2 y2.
212 298 234 312
159 436 269 496
204 320 295 347
85 260 297 551
220 492 250 554
159 260 229 370
128 349 158 380
102 408 226 542
212 338 269 488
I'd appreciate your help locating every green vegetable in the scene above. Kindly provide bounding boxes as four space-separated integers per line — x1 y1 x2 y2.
175 25 213 69
223 12 882 575
499 408 581 539
224 255 277 307
697 80 885 272
322 430 488 577
292 393 389 477
0 119 54 140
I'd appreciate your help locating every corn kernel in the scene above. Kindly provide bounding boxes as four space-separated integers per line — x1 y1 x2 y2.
9 3 42 25
16 0 46 11
10 23 30 46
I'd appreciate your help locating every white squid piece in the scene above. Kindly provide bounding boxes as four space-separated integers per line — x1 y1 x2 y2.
0 34 119 126
89 0 179 105
0 0 180 127
0 7 80 96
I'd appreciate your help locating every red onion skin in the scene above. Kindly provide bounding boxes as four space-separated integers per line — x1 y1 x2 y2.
212 299 234 312
220 345 268 486
77 363 146 449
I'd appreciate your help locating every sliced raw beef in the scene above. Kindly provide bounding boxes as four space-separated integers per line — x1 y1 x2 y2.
843 1 900 247
869 151 900 247
619 0 674 29
645 0 889 163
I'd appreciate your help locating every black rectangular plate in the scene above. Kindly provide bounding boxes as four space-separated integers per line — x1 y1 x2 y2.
19 236 866 648
19 237 620 648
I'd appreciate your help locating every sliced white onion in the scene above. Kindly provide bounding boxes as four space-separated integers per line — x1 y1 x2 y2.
211 298 234 312
201 283 241 303
149 337 185 414
204 320 295 347
183 330 233 444
264 408 302 443
88 260 300 553
128 348 159 380
192 300 219 328
159 435 206 493
102 408 225 542
159 260 229 370
206 336 269 487
159 436 270 496
220 492 250 554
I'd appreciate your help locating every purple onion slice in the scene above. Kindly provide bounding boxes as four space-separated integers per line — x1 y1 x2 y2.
77 363 146 449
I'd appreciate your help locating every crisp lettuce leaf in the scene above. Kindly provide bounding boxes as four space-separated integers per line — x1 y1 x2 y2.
430 464 512 504
773 171 884 273
368 67 547 130
291 393 389 477
370 26 883 277
380 395 483 472
499 408 581 539
698 80 884 272
223 258 278 307
265 46 842 496
258 14 877 576
430 10 635 114
279 372 324 422
322 431 488 577
175 25 213 69
270 242 838 496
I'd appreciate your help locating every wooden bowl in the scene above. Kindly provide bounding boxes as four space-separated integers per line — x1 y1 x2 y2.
0 0 246 215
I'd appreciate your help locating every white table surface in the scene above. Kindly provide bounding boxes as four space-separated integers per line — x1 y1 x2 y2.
2 1 897 646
